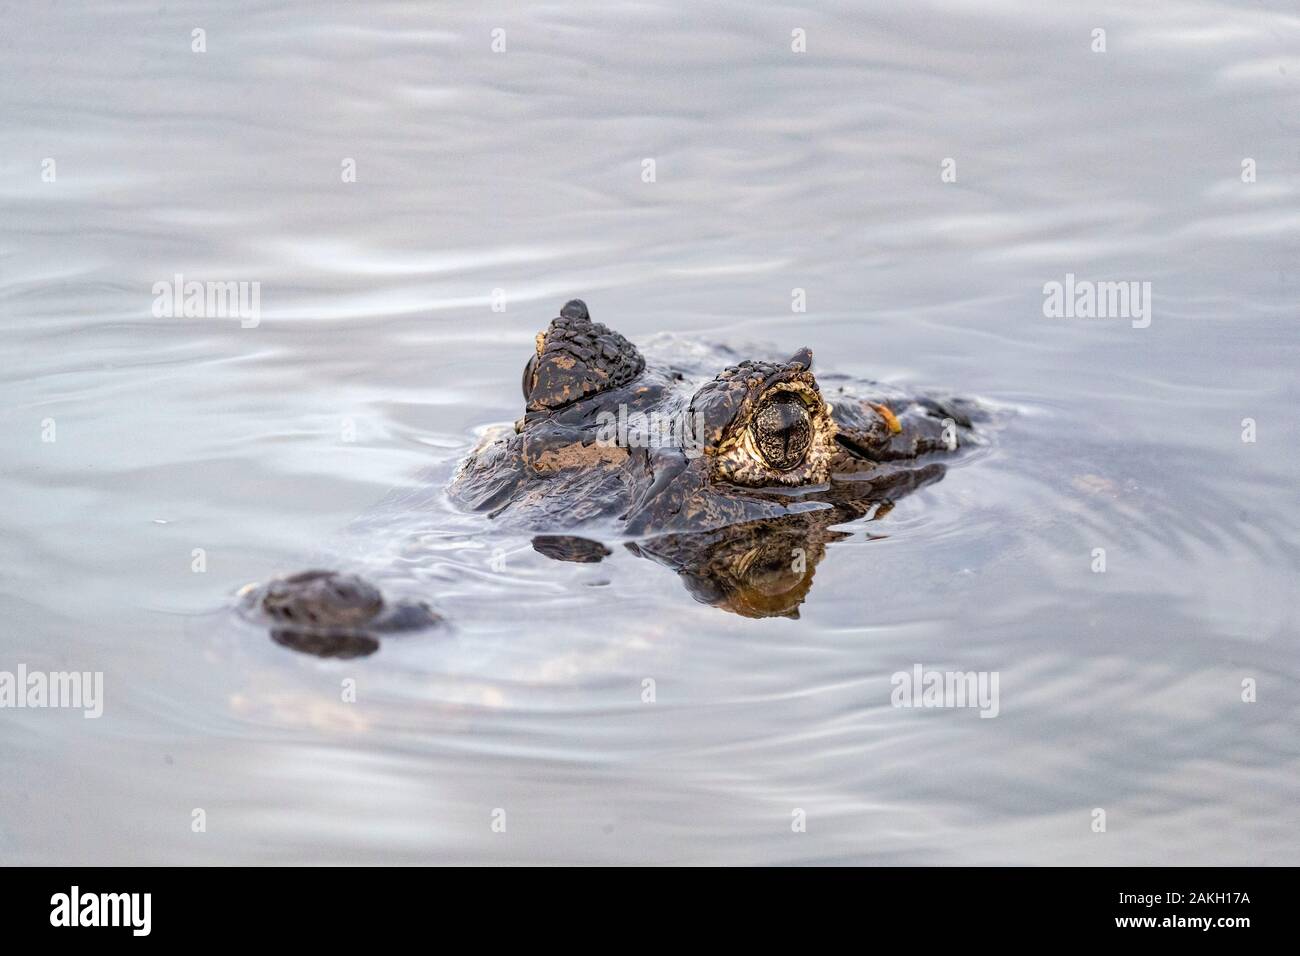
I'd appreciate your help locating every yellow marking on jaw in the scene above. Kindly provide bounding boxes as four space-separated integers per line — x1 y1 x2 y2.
533 442 628 473
871 403 902 435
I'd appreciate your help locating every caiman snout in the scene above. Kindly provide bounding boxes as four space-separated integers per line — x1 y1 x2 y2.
239 570 441 659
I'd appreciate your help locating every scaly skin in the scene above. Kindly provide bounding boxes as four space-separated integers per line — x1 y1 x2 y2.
451 299 980 536
241 299 986 652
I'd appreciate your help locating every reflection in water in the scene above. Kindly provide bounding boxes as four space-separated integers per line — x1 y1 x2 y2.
531 535 613 564
501 464 947 623
628 517 838 619
270 628 380 660
627 463 942 618
249 458 945 651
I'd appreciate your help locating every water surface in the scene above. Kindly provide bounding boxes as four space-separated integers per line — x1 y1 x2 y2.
1 0 1297 864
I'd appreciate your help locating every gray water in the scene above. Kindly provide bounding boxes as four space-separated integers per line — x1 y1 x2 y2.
2 0 1297 864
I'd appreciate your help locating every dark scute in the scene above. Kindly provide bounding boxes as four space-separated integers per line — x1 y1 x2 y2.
560 299 589 320
532 535 612 563
526 306 645 411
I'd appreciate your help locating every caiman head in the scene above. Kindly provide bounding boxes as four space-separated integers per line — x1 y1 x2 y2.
517 300 837 492
456 299 973 619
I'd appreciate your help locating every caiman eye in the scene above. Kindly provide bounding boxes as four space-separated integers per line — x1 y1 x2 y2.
752 394 812 471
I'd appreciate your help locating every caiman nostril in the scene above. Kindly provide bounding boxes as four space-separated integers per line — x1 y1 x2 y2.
560 299 588 320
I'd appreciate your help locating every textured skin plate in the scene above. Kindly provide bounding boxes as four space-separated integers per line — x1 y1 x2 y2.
524 300 646 412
